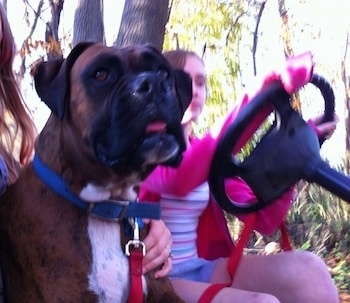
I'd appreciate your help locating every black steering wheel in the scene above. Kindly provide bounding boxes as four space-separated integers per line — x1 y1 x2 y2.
209 74 350 214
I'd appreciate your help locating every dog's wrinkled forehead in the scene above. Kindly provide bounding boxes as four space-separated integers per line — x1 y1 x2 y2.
121 44 170 70
32 42 191 121
71 44 170 78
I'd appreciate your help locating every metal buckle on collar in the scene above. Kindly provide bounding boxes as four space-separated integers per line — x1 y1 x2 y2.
87 199 130 221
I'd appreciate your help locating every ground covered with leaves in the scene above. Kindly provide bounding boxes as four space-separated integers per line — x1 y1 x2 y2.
228 216 350 302
324 244 350 302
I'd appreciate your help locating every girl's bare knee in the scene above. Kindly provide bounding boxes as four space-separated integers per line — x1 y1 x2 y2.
213 287 281 303
295 251 333 281
289 251 339 302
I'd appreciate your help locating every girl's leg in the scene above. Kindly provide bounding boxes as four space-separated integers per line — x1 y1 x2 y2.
211 250 338 303
171 279 281 303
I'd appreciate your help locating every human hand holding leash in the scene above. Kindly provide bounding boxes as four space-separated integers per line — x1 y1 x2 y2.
142 219 173 278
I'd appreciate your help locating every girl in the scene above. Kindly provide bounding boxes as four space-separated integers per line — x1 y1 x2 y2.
139 49 339 303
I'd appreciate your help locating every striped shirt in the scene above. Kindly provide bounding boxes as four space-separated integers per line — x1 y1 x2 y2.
159 182 210 264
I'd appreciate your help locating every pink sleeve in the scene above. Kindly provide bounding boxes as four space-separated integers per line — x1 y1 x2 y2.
141 134 217 196
142 51 314 212
222 178 294 235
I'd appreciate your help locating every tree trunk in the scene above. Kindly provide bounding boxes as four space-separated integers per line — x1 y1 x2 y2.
73 0 104 47
341 31 350 174
46 0 64 60
114 0 169 50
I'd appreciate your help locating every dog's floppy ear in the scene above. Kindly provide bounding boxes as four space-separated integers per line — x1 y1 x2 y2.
31 59 67 119
31 42 96 119
173 69 192 115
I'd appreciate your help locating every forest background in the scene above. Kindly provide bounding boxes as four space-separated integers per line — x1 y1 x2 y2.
1 0 350 301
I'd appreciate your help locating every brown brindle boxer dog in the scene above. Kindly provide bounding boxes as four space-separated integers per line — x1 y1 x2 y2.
0 42 192 303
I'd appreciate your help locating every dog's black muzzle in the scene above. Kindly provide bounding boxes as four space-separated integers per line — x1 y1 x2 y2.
90 70 187 173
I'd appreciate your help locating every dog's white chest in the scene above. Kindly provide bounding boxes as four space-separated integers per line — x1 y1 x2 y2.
87 218 132 303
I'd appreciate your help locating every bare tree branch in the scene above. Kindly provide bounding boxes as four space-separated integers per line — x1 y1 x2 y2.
18 0 44 78
252 1 266 76
225 11 245 47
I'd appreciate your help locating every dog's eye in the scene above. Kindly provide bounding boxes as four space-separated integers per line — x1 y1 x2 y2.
94 69 109 82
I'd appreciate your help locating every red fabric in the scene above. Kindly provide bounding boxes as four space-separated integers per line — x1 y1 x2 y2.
280 221 293 251
127 249 144 303
196 199 234 259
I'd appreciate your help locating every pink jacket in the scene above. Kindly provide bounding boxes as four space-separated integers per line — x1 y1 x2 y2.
139 52 315 260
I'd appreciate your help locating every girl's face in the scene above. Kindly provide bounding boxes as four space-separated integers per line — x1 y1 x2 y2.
181 55 207 125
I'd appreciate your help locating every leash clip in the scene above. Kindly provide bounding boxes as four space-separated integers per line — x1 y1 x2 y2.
125 218 146 256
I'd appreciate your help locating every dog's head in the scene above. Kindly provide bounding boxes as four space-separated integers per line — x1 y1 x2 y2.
31 43 192 177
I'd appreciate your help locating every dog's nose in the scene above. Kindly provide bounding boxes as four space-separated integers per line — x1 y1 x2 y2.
132 72 166 98
135 78 152 96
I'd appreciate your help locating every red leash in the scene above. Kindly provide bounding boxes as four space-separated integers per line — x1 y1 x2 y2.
198 214 293 303
279 221 293 251
127 248 144 303
198 212 257 303
125 218 146 303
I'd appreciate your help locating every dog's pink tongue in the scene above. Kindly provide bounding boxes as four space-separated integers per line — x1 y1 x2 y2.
146 121 166 133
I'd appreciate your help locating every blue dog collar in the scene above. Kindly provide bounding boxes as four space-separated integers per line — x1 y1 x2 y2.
32 154 161 221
